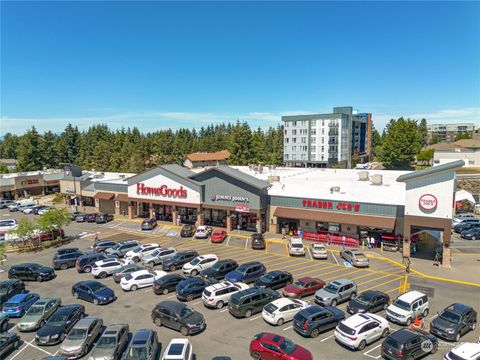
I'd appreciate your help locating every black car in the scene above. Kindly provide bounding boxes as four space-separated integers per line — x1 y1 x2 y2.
180 225 196 237
346 290 390 314
91 240 117 253
141 218 157 231
85 213 98 223
254 270 293 290
96 213 114 224
55 248 80 255
153 274 188 295
8 263 55 282
52 251 84 270
0 280 25 306
454 219 480 233
0 332 20 358
36 304 85 345
151 300 206 336
251 233 266 250
75 253 107 273
381 328 438 360
293 305 345 338
200 259 238 280
176 277 217 302
162 250 199 272
461 227 480 240
430 303 477 342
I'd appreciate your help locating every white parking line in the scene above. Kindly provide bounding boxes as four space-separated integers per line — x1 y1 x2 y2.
249 315 263 321
331 251 339 265
9 340 34 360
220 308 229 312
225 236 231 247
306 248 313 260
167 294 176 299
25 341 55 356
282 325 293 331
193 301 202 305
363 344 382 358
320 334 334 342
245 238 249 249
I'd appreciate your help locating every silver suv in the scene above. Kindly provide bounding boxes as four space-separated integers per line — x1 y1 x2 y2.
60 316 103 358
89 323 129 360
142 248 177 268
314 278 357 306
105 240 140 258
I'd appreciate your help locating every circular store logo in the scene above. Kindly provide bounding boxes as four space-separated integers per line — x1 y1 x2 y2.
421 339 434 353
211 195 217 201
419 194 438 211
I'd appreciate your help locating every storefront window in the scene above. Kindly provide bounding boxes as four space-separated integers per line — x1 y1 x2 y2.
204 209 227 227
178 207 197 225
232 212 264 232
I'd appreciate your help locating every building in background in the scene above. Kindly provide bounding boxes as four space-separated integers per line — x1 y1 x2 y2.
427 123 476 143
184 150 230 169
282 106 372 168
0 170 63 199
431 139 480 168
0 159 18 171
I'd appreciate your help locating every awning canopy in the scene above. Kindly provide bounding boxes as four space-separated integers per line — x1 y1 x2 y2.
115 193 129 202
273 207 396 230
93 192 115 200
455 190 476 204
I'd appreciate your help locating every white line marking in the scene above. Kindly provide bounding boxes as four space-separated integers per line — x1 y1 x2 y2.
53 350 59 355
220 308 229 312
26 341 55 356
225 236 231 247
363 344 382 358
306 248 313 260
282 325 293 331
245 238 249 249
9 340 34 360
331 251 339 266
320 334 334 342
193 301 202 305
249 315 263 321
167 294 176 299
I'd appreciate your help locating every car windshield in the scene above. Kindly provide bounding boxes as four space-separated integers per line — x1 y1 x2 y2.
324 283 339 293
439 310 461 323
179 306 194 318
293 280 306 288
3 302 19 308
0 283 12 295
236 265 250 274
26 305 44 315
279 337 296 355
131 246 142 253
262 273 277 281
124 274 133 281
355 295 372 306
47 313 68 325
211 262 224 270
125 346 148 360
354 253 366 258
313 245 324 250
67 328 87 340
393 299 411 311
90 283 106 293
96 336 117 348
291 243 303 248
190 258 201 266
151 249 161 257
264 303 278 313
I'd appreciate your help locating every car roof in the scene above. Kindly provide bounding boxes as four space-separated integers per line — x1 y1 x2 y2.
397 290 426 302
33 298 58 306
131 328 154 343
158 300 187 312
206 281 236 291
55 304 82 314
102 324 128 334
196 226 207 230
298 276 318 283
1 279 22 286
303 306 324 315
178 250 197 255
450 342 480 358
78 280 103 287
195 254 217 260
129 269 151 277
239 261 262 267
165 338 190 357
217 259 235 264
341 313 379 328
359 290 385 299
270 297 297 307
331 278 354 285
7 293 32 301
388 328 420 342
445 303 473 314
73 316 100 328
13 262 43 268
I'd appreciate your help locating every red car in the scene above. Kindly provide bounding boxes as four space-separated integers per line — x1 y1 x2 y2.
30 229 65 242
210 229 227 243
250 332 313 360
282 276 325 299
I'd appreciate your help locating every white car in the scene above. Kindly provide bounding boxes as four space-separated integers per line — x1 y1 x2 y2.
334 313 390 350
22 206 38 214
311 243 328 259
37 207 52 215
444 342 480 360
120 269 167 291
194 226 209 239
288 237 305 256
0 219 18 235
162 338 193 360
91 258 133 278
182 254 218 276
202 281 249 309
124 243 160 262
262 298 309 326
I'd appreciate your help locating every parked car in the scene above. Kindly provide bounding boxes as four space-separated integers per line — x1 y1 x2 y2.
251 233 266 250
162 250 199 272
0 333 20 358
23 205 42 214
76 253 108 273
194 226 210 239
0 313 8 332
293 305 345 338
0 199 15 209
262 298 309 326
59 316 103 359
121 269 167 291
315 278 357 306
200 259 238 280
176 277 217 302
8 263 55 282
283 276 325 299
72 280 116 305
288 237 306 256
141 218 157 231
461 227 480 240
335 313 390 350
249 332 313 360
0 279 25 307
123 328 159 360
70 211 82 220
92 258 134 278
347 290 390 314
161 338 192 360
210 229 227 243
75 213 87 222
91 240 117 253
113 263 145 283
228 288 280 318
89 323 129 360
105 240 141 258
32 205 49 215
381 328 438 359
255 271 293 290
340 250 370 267
444 342 480 360
125 243 160 262
225 261 266 284
31 228 65 242
37 206 53 215
143 247 177 267
311 243 328 259
430 303 477 342
151 300 206 336
182 254 218 276
386 290 429 326
454 219 480 233
2 292 40 317
52 250 84 270
180 225 196 237
0 219 17 237
153 274 188 295
36 304 85 345
85 213 98 223
55 247 80 255
17 297 61 332
202 281 249 309
96 212 114 223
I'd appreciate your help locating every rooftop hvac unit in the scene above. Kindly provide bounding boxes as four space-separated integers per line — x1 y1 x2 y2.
330 186 340 193
119 174 126 178
267 175 280 182
358 171 369 181
258 165 263 174
93 172 105 179
370 174 383 185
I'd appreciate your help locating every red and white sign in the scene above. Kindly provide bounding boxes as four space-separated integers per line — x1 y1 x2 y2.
235 205 250 213
419 194 438 211
136 183 187 198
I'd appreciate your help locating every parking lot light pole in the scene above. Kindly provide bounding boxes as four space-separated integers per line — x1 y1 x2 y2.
61 163 78 213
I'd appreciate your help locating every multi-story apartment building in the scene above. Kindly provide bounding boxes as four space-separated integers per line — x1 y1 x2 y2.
427 123 476 143
282 106 372 168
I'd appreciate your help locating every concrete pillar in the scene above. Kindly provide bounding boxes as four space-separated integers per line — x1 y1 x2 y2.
128 202 137 220
442 246 451 267
226 210 232 231
172 207 178 226
197 211 204 226
114 201 121 216
149 203 154 219
402 240 411 258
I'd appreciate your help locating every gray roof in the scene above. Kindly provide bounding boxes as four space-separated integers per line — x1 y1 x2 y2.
43 172 64 181
82 182 95 191
191 166 271 190
396 160 465 182
161 164 195 178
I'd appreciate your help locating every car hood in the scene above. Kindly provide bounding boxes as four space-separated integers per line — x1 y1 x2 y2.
61 337 85 351
183 311 204 326
283 284 302 294
19 314 42 324
431 316 459 331
324 305 345 320
315 288 335 298
225 271 243 282
290 345 313 360
38 266 54 274
91 346 116 358
387 304 410 316
95 288 115 298
37 323 65 337
201 267 218 277
182 263 194 270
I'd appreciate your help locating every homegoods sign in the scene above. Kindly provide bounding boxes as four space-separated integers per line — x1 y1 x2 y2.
136 183 187 198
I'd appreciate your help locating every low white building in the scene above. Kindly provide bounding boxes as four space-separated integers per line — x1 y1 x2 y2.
432 139 480 168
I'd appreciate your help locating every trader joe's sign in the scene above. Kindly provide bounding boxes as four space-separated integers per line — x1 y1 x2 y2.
302 199 361 212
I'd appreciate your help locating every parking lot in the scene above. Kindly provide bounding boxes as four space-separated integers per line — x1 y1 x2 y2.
2 214 480 359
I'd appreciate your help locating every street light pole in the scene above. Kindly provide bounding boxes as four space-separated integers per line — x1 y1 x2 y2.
73 172 78 213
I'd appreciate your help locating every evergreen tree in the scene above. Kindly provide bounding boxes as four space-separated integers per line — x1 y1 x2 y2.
41 131 59 168
0 133 20 159
228 121 253 165
251 127 267 164
418 118 428 147
17 127 44 171
56 124 81 164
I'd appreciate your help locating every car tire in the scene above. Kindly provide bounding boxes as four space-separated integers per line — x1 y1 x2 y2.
14 340 20 349
162 288 169 295
84 266 92 273
99 272 107 279
405 317 412 326
131 284 138 291
431 344 438 354
277 318 284 326
422 308 429 318
455 333 461 342
251 352 261 360
36 275 43 282
382 328 389 338
216 300 224 309
310 328 319 338
350 292 357 300
191 270 199 276
331 299 338 307
170 265 176 272
93 298 99 305
383 303 389 310
0 320 7 332
60 263 68 270
358 340 366 350
186 294 194 302
471 321 476 331
245 309 252 318
180 327 189 336
73 292 79 299
153 317 162 327
148 261 155 268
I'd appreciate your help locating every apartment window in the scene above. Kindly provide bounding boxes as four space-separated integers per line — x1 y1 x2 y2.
321 155 324 161
292 138 297 143
322 128 325 135
292 130 297 135
322 137 324 144
293 121 297 126
302 145 308 151
292 146 297 151
322 120 325 126
285 138 289 144
310 137 316 144
284 129 287 135
311 129 316 135
284 154 289 160
301 137 306 144
311 146 316 152
311 154 316 160
311 120 316 127
284 122 289 127
321 146 324 152
284 146 288 151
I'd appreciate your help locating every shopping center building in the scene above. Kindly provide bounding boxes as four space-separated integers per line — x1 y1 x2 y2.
58 160 463 266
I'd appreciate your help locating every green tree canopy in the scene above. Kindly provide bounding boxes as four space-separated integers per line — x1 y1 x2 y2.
418 118 428 147
454 132 472 141
38 207 71 240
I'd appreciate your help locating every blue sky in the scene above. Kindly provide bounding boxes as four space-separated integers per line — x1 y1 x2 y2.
1 1 479 135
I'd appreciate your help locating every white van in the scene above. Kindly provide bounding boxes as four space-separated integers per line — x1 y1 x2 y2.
288 237 306 256
8 199 35 212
